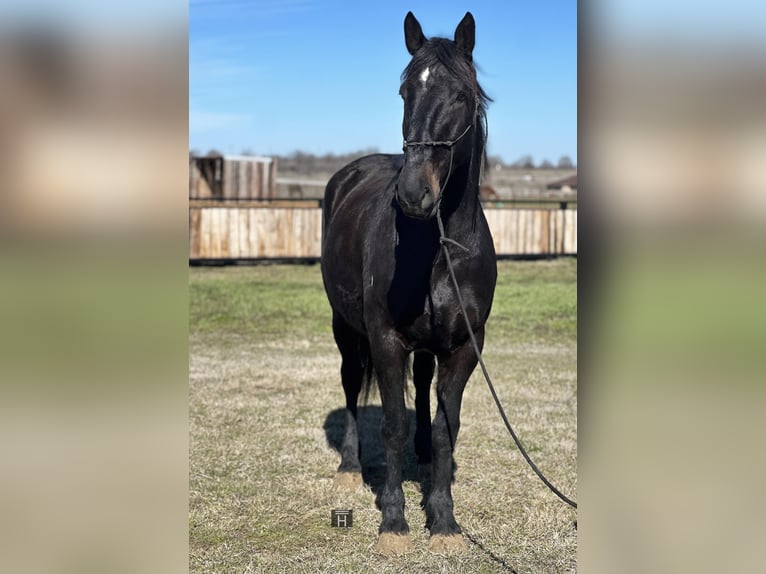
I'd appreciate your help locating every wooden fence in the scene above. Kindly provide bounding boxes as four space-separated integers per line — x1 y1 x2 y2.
188 204 576 260
485 208 576 256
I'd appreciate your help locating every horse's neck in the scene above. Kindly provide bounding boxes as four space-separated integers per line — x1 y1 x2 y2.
440 150 482 239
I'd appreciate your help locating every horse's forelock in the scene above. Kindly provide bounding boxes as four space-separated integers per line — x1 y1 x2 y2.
400 38 490 118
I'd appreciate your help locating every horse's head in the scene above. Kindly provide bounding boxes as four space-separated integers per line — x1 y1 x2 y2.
395 12 486 220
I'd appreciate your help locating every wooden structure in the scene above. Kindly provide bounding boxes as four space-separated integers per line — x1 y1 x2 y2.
188 203 576 260
189 155 277 200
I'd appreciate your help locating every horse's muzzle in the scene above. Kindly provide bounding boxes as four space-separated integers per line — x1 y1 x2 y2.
395 169 440 219
396 192 436 219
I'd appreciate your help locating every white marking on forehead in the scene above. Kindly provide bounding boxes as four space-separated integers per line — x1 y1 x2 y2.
419 67 430 85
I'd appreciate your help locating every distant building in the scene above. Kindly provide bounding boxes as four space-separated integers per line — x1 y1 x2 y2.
545 173 577 194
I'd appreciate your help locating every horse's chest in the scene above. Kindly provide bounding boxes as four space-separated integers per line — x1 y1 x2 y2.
394 282 469 350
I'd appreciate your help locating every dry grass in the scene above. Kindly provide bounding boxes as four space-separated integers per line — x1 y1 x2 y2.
190 260 577 573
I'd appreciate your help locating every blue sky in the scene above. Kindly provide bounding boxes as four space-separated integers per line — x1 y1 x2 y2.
190 1 577 165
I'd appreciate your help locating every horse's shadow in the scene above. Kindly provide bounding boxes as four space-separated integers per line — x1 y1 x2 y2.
323 406 430 502
323 406 516 572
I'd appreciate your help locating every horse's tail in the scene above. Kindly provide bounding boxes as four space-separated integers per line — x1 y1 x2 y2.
361 349 419 405
359 346 424 405
360 339 376 405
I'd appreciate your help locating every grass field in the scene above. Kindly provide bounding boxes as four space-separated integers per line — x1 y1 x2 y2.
189 259 577 573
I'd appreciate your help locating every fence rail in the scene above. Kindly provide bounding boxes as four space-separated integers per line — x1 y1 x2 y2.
189 204 576 260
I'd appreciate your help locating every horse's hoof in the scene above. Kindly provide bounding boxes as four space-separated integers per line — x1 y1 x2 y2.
429 533 467 554
332 471 363 491
376 532 414 556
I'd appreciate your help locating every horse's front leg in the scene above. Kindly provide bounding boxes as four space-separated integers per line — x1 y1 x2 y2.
368 330 413 556
427 330 483 553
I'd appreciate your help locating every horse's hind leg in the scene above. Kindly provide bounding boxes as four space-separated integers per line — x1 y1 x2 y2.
331 312 366 491
413 351 435 479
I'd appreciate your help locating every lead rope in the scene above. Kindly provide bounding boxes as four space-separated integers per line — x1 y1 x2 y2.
436 207 577 509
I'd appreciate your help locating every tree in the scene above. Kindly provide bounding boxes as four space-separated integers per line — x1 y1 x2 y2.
485 154 505 171
557 155 574 169
540 159 554 169
511 154 535 169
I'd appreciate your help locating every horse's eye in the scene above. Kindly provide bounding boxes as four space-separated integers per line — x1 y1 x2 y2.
456 92 469 103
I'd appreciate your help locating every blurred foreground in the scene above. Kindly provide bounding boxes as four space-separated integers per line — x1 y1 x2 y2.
0 3 189 573
581 3 766 573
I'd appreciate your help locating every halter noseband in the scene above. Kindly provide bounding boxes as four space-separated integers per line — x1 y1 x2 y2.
402 121 474 151
401 118 475 202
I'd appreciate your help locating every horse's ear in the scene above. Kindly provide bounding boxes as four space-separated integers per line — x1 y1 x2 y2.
454 12 475 59
404 11 425 55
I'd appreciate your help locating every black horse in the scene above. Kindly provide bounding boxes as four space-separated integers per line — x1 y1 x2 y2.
321 11 496 555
